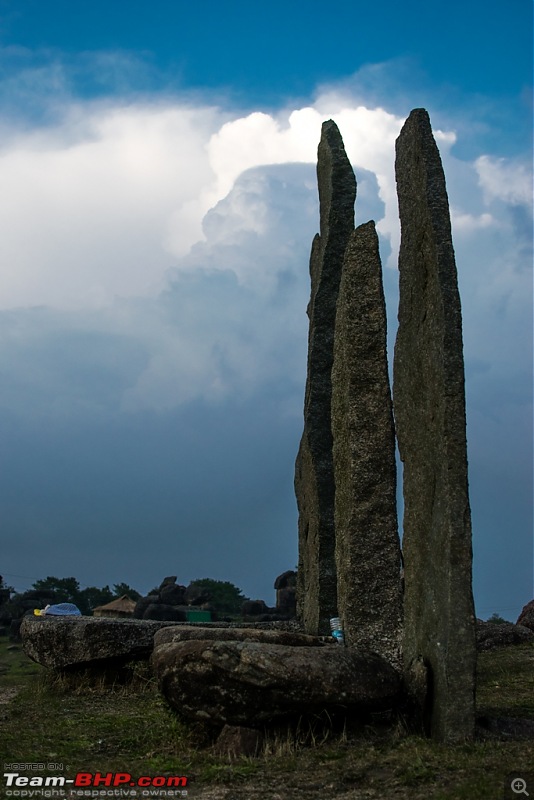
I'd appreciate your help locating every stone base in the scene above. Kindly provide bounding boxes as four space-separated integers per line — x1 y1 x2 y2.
151 628 402 727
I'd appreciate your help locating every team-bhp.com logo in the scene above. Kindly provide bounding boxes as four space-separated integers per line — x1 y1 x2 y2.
3 771 188 796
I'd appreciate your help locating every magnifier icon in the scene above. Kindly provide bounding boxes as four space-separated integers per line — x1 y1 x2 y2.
511 778 529 796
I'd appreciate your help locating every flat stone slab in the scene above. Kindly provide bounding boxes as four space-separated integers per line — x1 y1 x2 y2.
20 615 184 669
153 625 330 648
151 637 402 726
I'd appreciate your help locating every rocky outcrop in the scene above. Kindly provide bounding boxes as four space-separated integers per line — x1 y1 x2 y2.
133 577 214 621
133 594 161 619
331 221 402 667
517 600 534 632
20 615 181 669
476 619 534 650
241 599 270 619
393 108 476 742
151 627 401 726
159 582 187 606
184 584 210 606
142 604 187 622
295 119 357 636
241 576 297 623
274 570 297 617
134 577 187 619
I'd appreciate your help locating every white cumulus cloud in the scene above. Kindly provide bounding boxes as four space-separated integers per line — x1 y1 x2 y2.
0 102 220 308
0 93 442 311
475 154 533 207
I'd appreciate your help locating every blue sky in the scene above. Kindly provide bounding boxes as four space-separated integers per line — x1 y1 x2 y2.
0 0 530 102
0 0 532 620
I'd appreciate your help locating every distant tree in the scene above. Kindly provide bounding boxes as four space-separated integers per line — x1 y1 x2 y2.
190 578 249 614
486 612 508 625
32 576 81 604
113 583 141 601
78 586 114 615
31 577 119 615
0 575 14 595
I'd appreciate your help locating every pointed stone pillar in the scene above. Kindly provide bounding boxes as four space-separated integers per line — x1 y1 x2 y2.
331 221 403 667
393 108 476 741
295 120 356 635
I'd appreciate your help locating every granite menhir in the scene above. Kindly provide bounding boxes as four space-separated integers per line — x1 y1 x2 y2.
295 120 356 635
331 221 402 667
393 108 476 741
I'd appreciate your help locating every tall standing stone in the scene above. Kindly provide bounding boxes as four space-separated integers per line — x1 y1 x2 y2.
393 108 476 741
331 221 402 667
295 120 356 635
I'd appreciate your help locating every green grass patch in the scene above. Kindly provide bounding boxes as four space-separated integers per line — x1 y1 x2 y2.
476 641 534 719
0 638 42 686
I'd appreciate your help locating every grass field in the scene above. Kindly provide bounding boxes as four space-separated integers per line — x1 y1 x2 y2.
1 636 533 799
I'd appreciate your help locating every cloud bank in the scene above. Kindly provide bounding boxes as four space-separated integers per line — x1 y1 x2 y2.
0 63 531 615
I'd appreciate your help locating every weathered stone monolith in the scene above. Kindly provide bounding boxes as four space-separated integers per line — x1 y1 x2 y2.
331 221 402 667
393 108 476 741
295 120 356 635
